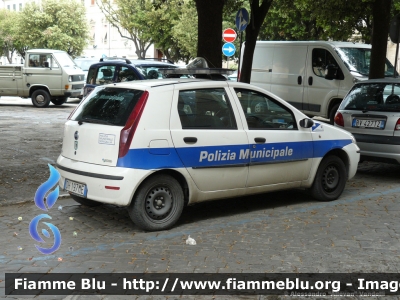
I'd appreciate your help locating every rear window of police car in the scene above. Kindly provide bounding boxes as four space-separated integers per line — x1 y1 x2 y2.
72 88 144 126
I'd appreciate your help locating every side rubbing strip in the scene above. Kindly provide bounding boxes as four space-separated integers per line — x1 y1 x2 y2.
56 164 124 180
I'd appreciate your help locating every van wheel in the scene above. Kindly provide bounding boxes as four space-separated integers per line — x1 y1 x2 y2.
51 97 68 105
31 90 51 108
310 155 347 201
128 175 184 231
70 194 101 207
329 104 340 125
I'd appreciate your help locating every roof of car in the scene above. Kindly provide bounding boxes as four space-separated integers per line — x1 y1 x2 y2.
355 78 400 84
88 59 176 68
255 41 371 49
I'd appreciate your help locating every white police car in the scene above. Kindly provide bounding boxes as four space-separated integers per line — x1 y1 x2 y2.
56 74 360 231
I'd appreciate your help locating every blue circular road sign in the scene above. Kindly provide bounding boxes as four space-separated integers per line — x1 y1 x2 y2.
236 8 249 32
222 42 236 57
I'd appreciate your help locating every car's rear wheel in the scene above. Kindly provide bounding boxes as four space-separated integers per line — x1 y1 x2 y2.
51 97 68 105
31 90 51 108
310 155 347 201
70 194 101 207
128 174 184 231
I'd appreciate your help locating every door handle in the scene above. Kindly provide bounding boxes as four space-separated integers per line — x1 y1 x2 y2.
183 137 197 143
308 76 313 86
297 76 302 85
254 137 266 143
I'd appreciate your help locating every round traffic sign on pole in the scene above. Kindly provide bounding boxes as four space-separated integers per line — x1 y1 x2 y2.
222 42 236 57
236 8 249 32
222 28 237 43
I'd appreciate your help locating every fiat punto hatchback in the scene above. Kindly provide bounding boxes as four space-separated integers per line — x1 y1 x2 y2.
57 78 360 231
335 78 400 164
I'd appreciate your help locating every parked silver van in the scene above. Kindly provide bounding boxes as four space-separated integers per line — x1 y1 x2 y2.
245 41 396 123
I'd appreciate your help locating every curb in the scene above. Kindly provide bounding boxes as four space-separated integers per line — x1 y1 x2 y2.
0 193 71 207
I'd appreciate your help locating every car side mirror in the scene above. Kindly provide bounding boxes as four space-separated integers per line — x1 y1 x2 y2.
325 64 338 80
299 118 314 128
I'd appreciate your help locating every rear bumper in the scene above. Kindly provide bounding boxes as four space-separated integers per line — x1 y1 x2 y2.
64 89 82 98
357 141 400 164
56 155 152 206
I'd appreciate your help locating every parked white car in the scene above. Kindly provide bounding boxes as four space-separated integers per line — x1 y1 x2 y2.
56 77 360 231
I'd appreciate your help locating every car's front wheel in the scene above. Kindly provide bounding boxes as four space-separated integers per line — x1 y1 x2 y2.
31 90 51 108
128 174 184 231
310 155 347 201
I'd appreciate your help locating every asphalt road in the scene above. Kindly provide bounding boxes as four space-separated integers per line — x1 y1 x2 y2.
1 96 400 300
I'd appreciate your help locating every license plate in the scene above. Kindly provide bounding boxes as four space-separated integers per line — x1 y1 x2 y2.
64 179 87 197
352 118 385 129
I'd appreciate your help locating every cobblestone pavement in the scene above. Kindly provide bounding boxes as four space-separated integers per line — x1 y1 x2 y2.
1 99 400 300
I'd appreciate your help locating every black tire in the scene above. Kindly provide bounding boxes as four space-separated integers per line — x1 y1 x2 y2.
329 103 340 125
51 97 68 105
70 194 101 207
31 90 51 108
128 175 184 231
310 155 347 201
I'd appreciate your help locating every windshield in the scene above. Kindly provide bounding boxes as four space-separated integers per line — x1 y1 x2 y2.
75 59 98 71
53 52 78 68
341 82 400 112
72 87 144 126
336 47 395 77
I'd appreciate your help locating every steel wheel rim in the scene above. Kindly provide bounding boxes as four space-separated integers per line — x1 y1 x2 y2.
322 165 339 191
36 94 45 104
145 186 173 221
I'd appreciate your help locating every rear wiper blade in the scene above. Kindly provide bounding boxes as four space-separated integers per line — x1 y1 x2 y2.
78 118 114 125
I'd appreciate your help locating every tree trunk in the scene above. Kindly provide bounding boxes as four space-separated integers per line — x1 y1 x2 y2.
369 0 391 79
195 0 224 68
240 0 273 83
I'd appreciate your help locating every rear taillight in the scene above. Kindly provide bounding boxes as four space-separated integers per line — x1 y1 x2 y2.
118 91 149 158
334 112 344 127
395 119 400 130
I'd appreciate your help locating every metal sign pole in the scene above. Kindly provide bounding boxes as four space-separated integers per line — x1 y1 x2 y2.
237 32 243 82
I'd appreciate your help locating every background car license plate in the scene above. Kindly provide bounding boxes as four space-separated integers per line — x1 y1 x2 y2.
64 179 87 197
352 118 385 129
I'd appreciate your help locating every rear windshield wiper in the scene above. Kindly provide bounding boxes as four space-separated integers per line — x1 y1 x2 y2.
77 118 114 125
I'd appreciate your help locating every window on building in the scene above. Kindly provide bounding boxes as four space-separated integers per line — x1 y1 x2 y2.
7 5 10 10
13 4 16 10
19 3 22 11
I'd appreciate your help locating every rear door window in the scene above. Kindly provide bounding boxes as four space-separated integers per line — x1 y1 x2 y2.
178 88 237 129
72 88 144 126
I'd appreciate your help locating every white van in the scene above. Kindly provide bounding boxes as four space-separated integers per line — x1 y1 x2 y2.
245 41 396 124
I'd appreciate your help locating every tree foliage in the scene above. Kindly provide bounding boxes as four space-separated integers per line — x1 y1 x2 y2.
147 0 197 63
0 9 18 63
16 0 89 57
97 0 154 59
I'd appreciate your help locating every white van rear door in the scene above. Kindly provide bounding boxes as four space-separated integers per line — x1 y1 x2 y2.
270 44 307 111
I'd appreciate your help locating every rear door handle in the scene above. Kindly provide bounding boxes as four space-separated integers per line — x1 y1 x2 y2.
297 76 302 85
183 137 197 143
254 137 266 143
308 76 313 86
